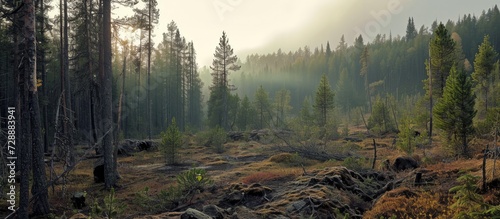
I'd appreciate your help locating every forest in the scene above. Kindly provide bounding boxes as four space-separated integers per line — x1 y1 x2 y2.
1 0 500 218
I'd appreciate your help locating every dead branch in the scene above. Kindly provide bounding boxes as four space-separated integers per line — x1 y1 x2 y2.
272 130 355 161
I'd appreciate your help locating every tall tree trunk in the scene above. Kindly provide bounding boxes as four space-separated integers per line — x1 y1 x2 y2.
39 0 49 154
18 8 31 217
85 0 98 146
63 0 74 168
102 0 115 189
147 0 152 139
32 0 51 215
428 46 433 146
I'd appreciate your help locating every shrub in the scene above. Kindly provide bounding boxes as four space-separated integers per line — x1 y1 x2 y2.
449 174 488 218
177 168 213 195
209 126 227 154
91 188 125 219
368 95 397 134
341 157 369 171
161 118 183 165
133 168 213 213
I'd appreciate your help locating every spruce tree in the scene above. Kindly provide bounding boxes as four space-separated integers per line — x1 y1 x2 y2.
314 74 335 127
254 85 272 129
472 35 498 115
434 66 476 157
208 31 240 129
425 22 456 99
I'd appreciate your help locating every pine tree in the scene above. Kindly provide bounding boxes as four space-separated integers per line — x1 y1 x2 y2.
254 85 272 129
274 89 292 128
208 31 240 129
405 17 417 41
236 95 254 130
161 118 182 165
300 96 314 126
434 66 476 157
425 22 456 99
472 35 498 115
360 46 371 112
314 74 335 127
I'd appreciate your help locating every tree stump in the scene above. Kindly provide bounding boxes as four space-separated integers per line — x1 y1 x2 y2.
93 159 105 183
414 172 422 186
71 192 86 209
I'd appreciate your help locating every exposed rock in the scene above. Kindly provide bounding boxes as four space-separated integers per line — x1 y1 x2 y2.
285 200 307 213
392 157 419 171
229 206 260 219
69 213 88 219
228 131 244 141
344 137 363 142
202 205 227 219
180 208 213 219
220 183 273 208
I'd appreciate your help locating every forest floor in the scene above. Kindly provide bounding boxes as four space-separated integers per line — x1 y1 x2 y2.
3 126 500 218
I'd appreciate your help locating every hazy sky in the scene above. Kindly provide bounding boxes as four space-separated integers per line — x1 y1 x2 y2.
122 0 495 66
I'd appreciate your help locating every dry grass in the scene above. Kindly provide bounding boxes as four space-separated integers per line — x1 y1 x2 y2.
240 169 301 185
364 187 454 219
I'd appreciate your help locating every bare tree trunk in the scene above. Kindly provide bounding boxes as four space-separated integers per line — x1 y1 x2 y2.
493 128 498 179
428 45 433 147
372 139 377 169
483 144 488 192
17 0 50 216
18 10 31 217
63 0 74 168
102 0 115 189
147 0 152 139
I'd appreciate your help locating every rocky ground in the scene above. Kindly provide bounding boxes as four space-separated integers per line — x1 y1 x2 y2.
3 129 498 219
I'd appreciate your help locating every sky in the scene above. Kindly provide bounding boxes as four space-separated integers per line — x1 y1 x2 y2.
123 0 495 67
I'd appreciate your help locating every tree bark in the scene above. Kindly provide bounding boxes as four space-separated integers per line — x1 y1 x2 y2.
102 0 115 189
18 0 50 216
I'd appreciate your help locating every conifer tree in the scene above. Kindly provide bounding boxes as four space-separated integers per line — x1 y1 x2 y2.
274 89 292 128
208 31 240 129
254 85 272 129
425 22 456 99
236 95 254 130
406 17 417 41
472 35 498 115
314 74 335 127
434 66 476 157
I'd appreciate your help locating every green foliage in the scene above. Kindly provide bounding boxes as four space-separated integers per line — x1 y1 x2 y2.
472 35 498 117
397 116 416 154
274 89 292 128
210 126 227 153
133 187 156 212
314 74 335 127
342 157 369 171
161 118 183 165
434 66 476 157
254 85 273 129
368 95 396 134
425 22 456 99
449 174 488 218
475 108 500 136
299 96 314 126
208 31 241 130
236 95 255 131
176 168 213 196
91 188 125 219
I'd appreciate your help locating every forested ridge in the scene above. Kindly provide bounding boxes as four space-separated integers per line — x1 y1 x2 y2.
227 5 500 114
